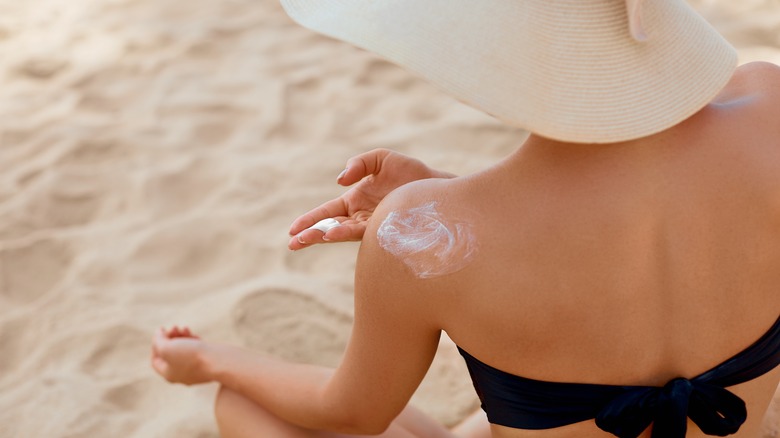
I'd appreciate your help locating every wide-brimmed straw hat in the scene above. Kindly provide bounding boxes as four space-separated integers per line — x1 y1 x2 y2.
280 0 737 143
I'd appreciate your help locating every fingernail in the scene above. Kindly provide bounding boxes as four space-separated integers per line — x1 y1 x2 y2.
322 235 331 242
296 234 306 244
336 168 348 181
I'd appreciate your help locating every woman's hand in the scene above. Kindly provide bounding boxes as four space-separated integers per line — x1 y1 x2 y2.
288 148 455 250
151 326 212 386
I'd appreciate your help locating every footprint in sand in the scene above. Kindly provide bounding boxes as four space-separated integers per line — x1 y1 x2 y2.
0 238 72 304
233 288 353 368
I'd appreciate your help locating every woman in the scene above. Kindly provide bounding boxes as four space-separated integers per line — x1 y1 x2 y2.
152 0 780 436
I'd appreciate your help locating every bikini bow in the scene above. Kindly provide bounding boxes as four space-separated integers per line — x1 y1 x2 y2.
595 377 747 438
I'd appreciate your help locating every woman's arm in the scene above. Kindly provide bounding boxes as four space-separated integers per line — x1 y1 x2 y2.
153 195 442 434
319 206 444 432
153 330 377 432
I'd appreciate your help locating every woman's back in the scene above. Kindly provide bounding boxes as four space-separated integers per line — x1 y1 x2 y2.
385 62 780 437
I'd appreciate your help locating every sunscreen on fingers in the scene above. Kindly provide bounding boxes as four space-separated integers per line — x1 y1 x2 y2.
306 218 342 233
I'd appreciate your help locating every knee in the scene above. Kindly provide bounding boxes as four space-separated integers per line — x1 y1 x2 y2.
213 385 306 438
214 385 249 438
214 385 241 425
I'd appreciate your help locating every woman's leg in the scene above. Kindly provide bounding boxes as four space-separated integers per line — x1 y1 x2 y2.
451 409 492 438
214 385 460 438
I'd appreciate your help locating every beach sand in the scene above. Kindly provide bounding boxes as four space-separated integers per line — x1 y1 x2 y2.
0 0 778 436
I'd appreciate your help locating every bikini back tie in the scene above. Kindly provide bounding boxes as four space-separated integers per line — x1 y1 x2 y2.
458 314 780 437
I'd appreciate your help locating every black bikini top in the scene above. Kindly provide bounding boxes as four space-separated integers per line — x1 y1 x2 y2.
457 315 780 438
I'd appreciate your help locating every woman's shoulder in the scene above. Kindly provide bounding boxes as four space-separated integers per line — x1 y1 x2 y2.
729 61 780 89
747 62 780 135
700 62 780 164
360 176 478 283
708 61 780 217
715 61 780 108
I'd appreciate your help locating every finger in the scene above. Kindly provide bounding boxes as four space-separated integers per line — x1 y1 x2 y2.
288 198 349 236
288 234 311 251
290 217 351 248
152 328 162 351
155 327 170 346
339 148 390 186
288 222 366 250
321 223 366 243
288 148 393 236
288 228 327 251
181 327 200 339
152 356 170 378
171 326 195 339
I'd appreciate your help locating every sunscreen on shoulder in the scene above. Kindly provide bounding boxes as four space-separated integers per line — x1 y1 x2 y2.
377 201 478 279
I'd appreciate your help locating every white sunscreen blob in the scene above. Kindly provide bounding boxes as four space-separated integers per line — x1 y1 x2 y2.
306 218 342 233
377 202 477 279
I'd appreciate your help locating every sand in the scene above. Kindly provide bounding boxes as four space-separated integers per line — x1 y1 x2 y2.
0 0 777 437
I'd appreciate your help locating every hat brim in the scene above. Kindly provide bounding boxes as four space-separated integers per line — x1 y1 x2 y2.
281 0 737 143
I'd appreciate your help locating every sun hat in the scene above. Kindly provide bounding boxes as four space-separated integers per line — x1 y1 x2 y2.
279 0 737 144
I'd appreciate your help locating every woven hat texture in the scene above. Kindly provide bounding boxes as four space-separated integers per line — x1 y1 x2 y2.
281 0 737 143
